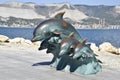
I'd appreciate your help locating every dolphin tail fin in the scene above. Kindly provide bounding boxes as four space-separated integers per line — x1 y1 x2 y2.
54 12 65 19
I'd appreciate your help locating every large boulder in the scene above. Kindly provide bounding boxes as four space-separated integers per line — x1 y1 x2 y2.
90 43 99 52
9 37 40 46
24 39 33 45
0 35 9 42
9 37 25 44
115 48 120 55
118 48 120 54
99 42 119 55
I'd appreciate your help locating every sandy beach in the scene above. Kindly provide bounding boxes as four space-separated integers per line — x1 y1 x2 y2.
0 42 120 80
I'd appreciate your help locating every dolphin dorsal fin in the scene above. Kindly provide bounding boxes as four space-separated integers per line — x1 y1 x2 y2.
68 32 74 38
81 38 87 44
54 12 65 19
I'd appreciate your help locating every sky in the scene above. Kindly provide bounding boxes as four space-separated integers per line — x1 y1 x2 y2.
0 0 120 5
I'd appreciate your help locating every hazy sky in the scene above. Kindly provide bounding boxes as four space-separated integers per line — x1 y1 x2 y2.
0 0 120 5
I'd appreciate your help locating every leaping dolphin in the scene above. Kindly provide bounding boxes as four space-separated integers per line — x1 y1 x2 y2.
31 12 82 42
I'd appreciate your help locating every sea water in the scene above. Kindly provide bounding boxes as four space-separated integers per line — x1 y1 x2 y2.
0 27 120 47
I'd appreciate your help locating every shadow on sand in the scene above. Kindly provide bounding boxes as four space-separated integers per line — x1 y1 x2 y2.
32 61 51 66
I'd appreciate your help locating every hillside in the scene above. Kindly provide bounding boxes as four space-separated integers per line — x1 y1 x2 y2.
75 5 120 25
0 2 120 29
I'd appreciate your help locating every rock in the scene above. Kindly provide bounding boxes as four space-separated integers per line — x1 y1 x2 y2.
0 35 40 46
0 35 9 42
90 43 99 52
24 39 33 45
9 37 25 44
8 37 41 46
115 48 120 55
118 48 120 54
99 42 119 55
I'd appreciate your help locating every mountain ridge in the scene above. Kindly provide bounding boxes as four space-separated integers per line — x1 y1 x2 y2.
0 2 120 29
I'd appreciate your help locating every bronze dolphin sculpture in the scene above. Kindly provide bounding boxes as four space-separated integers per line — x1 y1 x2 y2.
31 12 102 75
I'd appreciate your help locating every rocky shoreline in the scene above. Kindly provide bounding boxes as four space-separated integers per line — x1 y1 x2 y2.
0 34 41 46
0 34 120 55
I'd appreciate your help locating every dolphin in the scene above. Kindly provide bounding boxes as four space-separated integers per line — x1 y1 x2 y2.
72 41 102 74
38 39 55 53
31 12 82 42
38 38 50 50
38 32 61 52
38 36 61 68
73 42 98 60
72 44 102 74
37 32 61 67
59 32 80 56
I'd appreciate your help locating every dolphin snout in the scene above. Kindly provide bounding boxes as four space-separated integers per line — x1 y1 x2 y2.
31 36 41 42
38 46 44 50
31 37 36 42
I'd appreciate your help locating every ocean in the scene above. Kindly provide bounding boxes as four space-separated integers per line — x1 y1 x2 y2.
0 27 120 47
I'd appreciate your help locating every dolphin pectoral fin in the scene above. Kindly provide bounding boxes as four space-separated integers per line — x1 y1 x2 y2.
73 52 83 59
59 50 66 56
54 12 65 19
53 29 62 35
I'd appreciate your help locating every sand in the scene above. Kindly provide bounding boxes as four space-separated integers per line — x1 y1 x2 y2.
0 43 120 80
